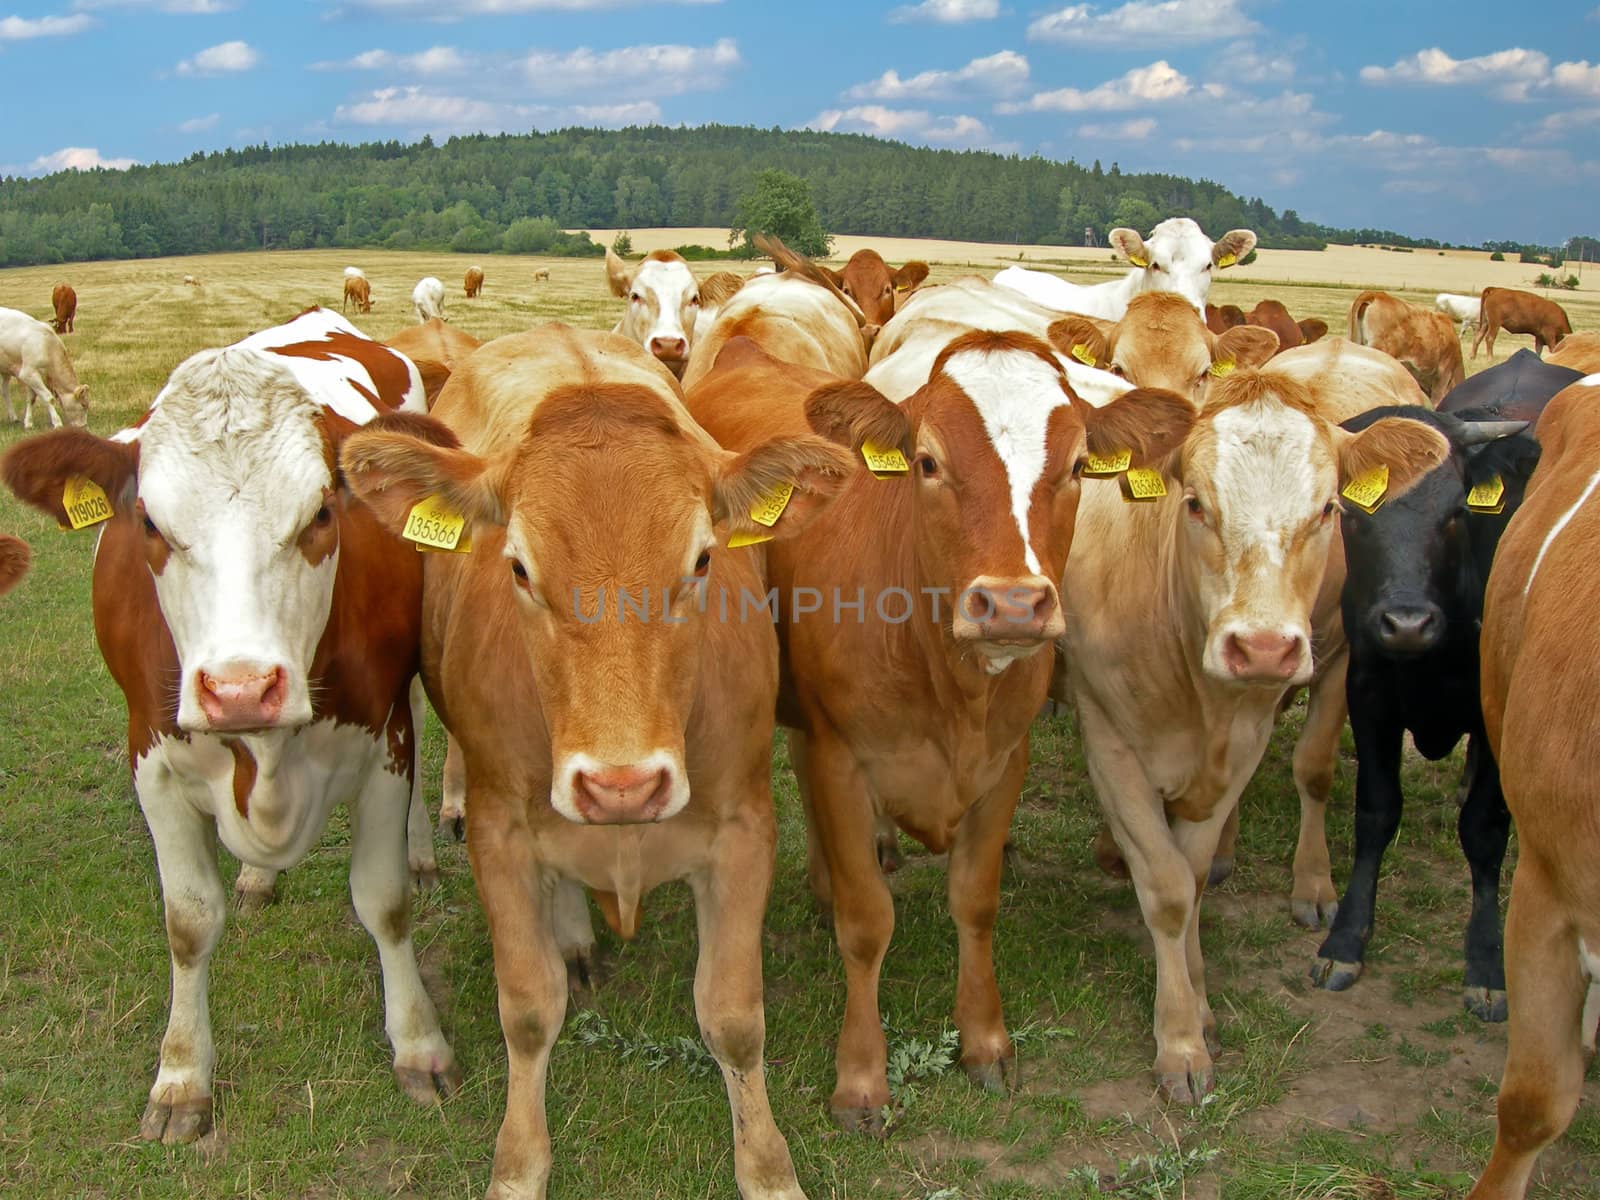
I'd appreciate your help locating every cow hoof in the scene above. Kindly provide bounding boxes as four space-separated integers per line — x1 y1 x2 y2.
1292 897 1338 929
1206 856 1235 888
565 951 597 1007
232 886 275 917
1463 987 1508 1023
962 1054 1016 1095
829 1102 889 1137
875 833 903 875
1309 956 1362 991
395 1061 463 1105
139 1095 213 1144
439 812 464 842
1203 1026 1222 1057
1158 1064 1214 1105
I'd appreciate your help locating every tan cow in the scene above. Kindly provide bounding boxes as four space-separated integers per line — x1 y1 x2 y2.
1545 330 1600 374
681 266 871 389
385 319 481 408
1349 290 1465 404
1470 378 1600 1200
182 274 202 288
52 283 76 334
342 275 373 314
0 534 29 597
1473 286 1572 359
689 327 1196 1132
0 307 89 429
818 248 930 326
532 267 551 282
464 265 484 298
340 324 851 1200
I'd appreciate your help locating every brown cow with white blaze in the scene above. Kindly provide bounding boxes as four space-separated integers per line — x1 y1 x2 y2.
341 324 851 1200
1473 286 1572 359
52 283 76 334
0 307 457 1144
1349 289 1465 404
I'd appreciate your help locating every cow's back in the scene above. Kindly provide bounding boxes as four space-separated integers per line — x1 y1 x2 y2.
683 274 865 389
1273 337 1429 421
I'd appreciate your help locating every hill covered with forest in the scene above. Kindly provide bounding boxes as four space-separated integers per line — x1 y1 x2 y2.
0 124 1454 268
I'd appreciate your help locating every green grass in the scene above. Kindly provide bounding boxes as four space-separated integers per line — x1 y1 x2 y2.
2 248 1598 1198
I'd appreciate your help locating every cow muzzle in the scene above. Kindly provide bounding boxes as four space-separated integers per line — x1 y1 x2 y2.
192 662 290 731
648 336 688 365
1373 603 1444 656
1215 627 1308 684
554 751 688 825
952 575 1065 645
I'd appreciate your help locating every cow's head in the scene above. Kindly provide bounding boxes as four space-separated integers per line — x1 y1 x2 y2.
0 535 29 597
58 384 90 428
2 347 351 732
1048 293 1278 408
822 249 929 327
341 384 853 825
805 331 1196 674
1110 218 1256 315
1339 408 1535 658
1172 371 1450 686
606 249 700 376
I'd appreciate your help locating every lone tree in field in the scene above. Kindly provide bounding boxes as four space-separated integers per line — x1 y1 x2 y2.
731 169 832 258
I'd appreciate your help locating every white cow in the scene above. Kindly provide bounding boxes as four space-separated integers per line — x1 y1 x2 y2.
411 276 446 323
1435 292 1480 337
994 218 1256 321
605 248 701 378
0 307 89 429
344 265 366 281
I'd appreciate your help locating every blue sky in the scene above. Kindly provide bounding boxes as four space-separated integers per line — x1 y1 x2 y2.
1 0 1596 245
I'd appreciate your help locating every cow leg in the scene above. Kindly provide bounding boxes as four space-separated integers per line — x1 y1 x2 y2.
1471 321 1489 360
347 767 459 1105
233 863 279 913
551 878 596 1003
1207 805 1239 887
1171 798 1242 1062
472 810 566 1200
788 730 832 915
15 365 63 430
1312 699 1402 992
808 731 895 1132
440 734 466 840
1 375 14 423
690 803 805 1200
1466 865 1586 1200
1459 735 1510 1022
948 740 1023 1093
1291 651 1346 928
138 765 225 1144
406 678 439 889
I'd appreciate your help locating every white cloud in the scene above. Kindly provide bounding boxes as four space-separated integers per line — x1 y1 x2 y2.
844 50 1028 101
28 146 138 173
1529 105 1600 141
998 60 1190 112
174 39 258 75
311 45 470 74
1551 59 1600 97
1028 0 1258 47
178 111 219 132
0 14 93 41
887 0 999 22
1076 117 1157 139
571 100 662 123
331 85 660 134
1213 39 1294 84
808 105 992 145
73 0 235 12
519 37 740 98
340 0 720 16
1359 47 1550 100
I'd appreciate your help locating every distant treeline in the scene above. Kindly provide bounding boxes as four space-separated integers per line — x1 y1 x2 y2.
0 124 1567 268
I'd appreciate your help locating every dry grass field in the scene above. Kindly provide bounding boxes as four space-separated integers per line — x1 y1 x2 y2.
1 246 1597 1200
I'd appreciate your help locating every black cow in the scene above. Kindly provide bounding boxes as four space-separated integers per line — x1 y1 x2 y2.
1440 347 1582 421
1310 406 1537 1021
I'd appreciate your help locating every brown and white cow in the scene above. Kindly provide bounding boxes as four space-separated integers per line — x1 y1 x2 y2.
1546 330 1600 374
1349 290 1466 404
0 534 29 596
0 307 457 1144
690 326 1196 1132
343 274 373 314
682 266 872 389
1473 287 1572 359
340 324 849 1199
817 248 929 327
1470 377 1600 1200
464 265 484 299
52 283 77 334
1056 360 1448 1102
0 306 89 429
606 248 704 377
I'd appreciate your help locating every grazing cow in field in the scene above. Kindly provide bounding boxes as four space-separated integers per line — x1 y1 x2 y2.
1469 378 1600 1200
182 275 202 288
344 266 366 281
1350 290 1466 404
1473 286 1571 359
52 283 76 334
342 274 373 315
385 318 481 408
691 325 1197 1131
0 307 456 1145
817 248 929 327
1057 362 1448 1102
1311 406 1536 1020
1437 292 1480 336
532 266 551 282
341 324 848 1200
464 265 484 299
0 534 29 597
1545 330 1600 374
994 218 1256 320
411 276 446 324
605 248 704 377
0 307 89 430
1298 317 1329 344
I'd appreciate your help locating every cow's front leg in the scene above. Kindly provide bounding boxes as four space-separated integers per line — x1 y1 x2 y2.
692 801 806 1200
1290 649 1346 928
1459 735 1510 1022
440 734 467 840
1172 800 1243 1059
407 677 440 889
348 765 459 1104
138 763 225 1144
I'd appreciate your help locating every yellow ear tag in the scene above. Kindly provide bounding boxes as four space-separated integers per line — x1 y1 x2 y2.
1127 254 1148 268
1466 475 1506 515
727 481 795 548
1082 447 1133 479
1216 252 1238 269
416 527 472 554
403 494 469 552
62 476 113 531
1210 359 1236 378
1341 465 1390 515
1070 343 1098 367
862 440 909 477
1119 467 1167 503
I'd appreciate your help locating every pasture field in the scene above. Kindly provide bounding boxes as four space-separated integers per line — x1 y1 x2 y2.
1 248 1597 1199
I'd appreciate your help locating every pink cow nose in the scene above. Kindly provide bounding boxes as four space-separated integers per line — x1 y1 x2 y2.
649 336 687 362
574 765 673 824
973 585 1059 640
1222 631 1303 681
196 666 288 730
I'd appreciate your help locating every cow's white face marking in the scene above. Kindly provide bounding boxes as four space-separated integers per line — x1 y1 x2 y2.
618 258 699 361
1139 218 1220 315
942 348 1075 576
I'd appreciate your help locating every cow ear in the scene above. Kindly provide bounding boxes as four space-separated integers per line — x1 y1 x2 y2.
1046 317 1109 369
714 435 855 543
1335 416 1450 501
1081 387 1196 470
818 264 847 291
1213 229 1256 269
1298 318 1328 344
340 418 503 532
892 262 930 294
1 428 139 525
605 248 633 298
803 380 912 460
0 534 29 598
1109 228 1149 267
1213 325 1278 369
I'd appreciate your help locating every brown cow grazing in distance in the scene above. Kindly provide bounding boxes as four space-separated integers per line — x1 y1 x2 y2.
385 318 481 408
1545 330 1600 374
464 265 484 298
341 324 848 1199
818 248 930 327
51 283 76 334
342 275 373 314
1473 286 1571 359
1349 289 1466 404
532 266 551 282
0 534 29 597
1470 377 1600 1200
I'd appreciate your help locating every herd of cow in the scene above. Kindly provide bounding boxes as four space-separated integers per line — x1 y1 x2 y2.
0 217 1597 1198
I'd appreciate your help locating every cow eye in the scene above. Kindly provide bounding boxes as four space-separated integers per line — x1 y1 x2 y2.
689 294 701 306
693 549 711 577
143 514 161 538
1204 263 1213 272
1109 364 1127 378
1322 500 1337 519
1186 496 1204 518
1072 457 1087 480
314 505 332 526
917 454 939 478
510 560 529 586
629 292 642 303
